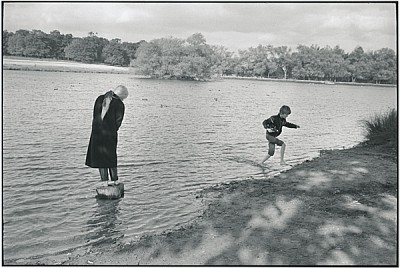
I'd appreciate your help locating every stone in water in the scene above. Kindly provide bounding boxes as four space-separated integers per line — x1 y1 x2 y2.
96 183 124 199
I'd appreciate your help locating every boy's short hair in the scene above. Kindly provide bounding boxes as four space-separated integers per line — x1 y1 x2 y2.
279 105 291 115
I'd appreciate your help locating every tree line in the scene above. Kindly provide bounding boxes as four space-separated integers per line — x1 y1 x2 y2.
3 29 145 66
132 33 233 81
3 29 397 84
133 33 397 84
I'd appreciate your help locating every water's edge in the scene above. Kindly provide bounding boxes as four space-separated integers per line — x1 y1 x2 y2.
4 146 339 265
3 69 396 263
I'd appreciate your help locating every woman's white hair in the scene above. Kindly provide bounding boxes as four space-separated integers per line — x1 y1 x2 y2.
101 85 128 120
114 85 129 100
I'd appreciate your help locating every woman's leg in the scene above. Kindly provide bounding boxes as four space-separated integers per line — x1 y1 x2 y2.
99 168 109 186
109 167 119 184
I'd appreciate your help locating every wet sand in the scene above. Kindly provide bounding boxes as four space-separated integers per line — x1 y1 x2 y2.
22 143 395 266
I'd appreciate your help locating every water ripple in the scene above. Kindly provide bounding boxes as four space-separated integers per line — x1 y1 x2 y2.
2 70 397 261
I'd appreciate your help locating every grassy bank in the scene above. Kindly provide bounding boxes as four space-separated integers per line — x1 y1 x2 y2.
3 56 132 74
362 109 398 150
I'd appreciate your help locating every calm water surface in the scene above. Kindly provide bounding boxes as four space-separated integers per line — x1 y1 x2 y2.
2 70 397 261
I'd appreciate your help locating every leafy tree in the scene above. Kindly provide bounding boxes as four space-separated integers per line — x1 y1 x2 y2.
65 38 97 63
234 49 253 77
64 33 108 63
102 39 129 66
231 45 282 78
7 29 30 56
3 28 397 84
248 45 267 77
49 30 72 59
210 45 234 77
87 34 109 62
186 32 207 47
155 37 186 77
330 45 350 82
371 48 397 84
347 46 373 83
318 45 349 82
133 42 163 77
122 40 146 61
291 45 316 80
6 29 73 59
272 46 292 79
23 30 53 58
133 33 230 80
2 30 13 55
266 61 278 78
185 33 214 79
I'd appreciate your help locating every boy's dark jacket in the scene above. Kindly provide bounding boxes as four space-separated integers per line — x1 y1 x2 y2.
263 114 299 137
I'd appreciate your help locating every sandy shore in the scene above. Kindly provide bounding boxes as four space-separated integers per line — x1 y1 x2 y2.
15 143 396 266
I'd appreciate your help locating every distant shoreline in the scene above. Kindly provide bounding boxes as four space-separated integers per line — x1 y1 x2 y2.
3 56 396 87
223 75 396 88
3 56 132 74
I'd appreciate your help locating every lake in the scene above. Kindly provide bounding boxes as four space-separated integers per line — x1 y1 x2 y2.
2 70 397 262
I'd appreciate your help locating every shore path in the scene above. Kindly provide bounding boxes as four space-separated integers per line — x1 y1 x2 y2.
3 58 131 73
60 144 397 266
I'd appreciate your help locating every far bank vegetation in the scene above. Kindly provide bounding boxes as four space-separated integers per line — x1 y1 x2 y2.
3 30 397 84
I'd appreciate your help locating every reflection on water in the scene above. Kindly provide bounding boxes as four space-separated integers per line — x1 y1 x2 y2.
86 199 123 248
2 70 397 261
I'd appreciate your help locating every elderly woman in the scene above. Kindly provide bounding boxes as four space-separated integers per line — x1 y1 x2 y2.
86 85 129 186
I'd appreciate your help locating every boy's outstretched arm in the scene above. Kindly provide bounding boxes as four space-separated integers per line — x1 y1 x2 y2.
284 121 300 128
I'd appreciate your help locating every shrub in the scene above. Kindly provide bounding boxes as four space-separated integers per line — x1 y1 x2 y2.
362 109 398 147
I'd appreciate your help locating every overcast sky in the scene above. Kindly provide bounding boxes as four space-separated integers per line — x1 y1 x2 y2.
3 2 397 53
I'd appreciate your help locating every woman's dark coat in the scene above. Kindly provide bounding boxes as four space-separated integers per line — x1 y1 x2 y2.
85 93 125 168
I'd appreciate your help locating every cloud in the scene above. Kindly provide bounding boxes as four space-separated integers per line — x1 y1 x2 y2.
3 2 396 53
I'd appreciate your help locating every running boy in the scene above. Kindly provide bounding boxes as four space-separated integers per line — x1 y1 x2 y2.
261 105 300 166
